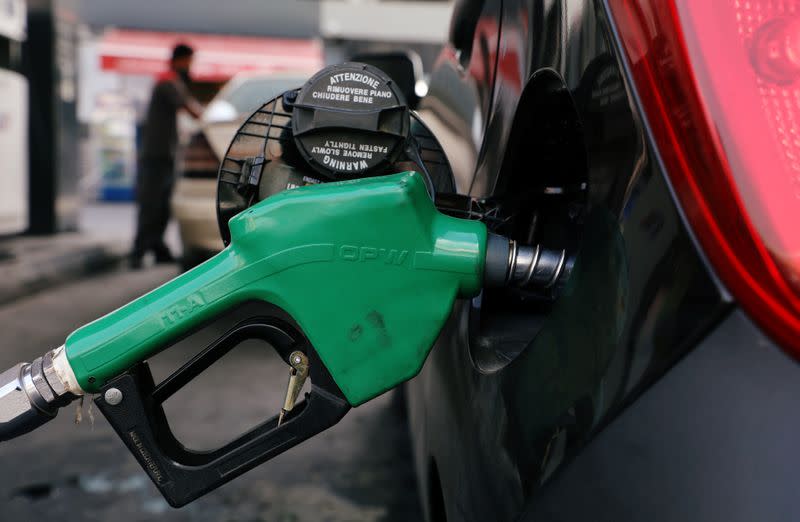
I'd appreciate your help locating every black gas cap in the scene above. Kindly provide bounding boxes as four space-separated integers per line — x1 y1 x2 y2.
292 62 410 179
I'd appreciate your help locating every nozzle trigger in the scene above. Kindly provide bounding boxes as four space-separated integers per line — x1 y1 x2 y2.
278 350 309 426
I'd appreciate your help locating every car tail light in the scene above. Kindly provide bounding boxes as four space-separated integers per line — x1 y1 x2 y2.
182 132 220 178
607 0 800 357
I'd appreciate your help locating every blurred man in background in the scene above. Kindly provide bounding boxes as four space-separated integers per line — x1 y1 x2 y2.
130 43 203 269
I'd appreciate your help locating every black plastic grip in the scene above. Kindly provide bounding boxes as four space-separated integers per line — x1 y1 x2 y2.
94 318 350 507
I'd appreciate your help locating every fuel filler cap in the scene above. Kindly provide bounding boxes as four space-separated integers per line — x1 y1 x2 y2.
292 62 410 179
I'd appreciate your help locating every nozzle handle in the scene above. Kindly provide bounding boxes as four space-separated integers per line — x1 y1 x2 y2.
94 318 349 508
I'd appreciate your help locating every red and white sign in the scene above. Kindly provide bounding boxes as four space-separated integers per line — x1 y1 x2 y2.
99 29 323 82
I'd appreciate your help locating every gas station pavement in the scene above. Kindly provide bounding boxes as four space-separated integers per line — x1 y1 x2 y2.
0 201 173 306
0 266 422 522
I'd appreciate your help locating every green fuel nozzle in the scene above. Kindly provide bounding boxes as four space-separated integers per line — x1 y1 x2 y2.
0 171 568 506
70 171 486 401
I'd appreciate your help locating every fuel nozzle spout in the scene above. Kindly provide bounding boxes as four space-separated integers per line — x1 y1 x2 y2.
0 349 81 442
484 233 572 295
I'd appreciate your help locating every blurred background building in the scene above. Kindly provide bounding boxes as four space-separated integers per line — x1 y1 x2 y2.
76 0 323 205
2 0 452 240
320 0 451 68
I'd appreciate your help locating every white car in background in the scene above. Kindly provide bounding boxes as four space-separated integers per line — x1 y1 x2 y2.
173 72 309 269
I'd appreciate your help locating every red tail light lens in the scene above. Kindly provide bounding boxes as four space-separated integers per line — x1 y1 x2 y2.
607 0 800 357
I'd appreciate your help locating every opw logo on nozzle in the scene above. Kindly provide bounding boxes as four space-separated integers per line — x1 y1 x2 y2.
339 245 409 266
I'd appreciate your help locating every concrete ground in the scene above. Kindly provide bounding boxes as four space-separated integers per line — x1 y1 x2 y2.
0 266 422 522
0 201 178 305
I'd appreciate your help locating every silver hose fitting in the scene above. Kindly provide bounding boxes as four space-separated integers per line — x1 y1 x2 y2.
483 233 570 293
0 349 80 442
